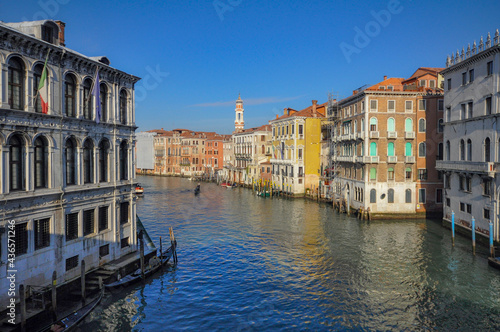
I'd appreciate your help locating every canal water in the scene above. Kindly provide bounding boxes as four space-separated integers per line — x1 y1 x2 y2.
80 176 500 331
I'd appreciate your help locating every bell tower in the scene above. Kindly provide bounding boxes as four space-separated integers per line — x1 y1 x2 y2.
235 93 244 133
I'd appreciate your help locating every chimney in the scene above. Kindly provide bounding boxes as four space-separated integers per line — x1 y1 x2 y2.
353 90 358 95
55 20 66 46
312 100 318 117
161 128 164 130
276 114 279 119
284 108 288 115
383 75 387 81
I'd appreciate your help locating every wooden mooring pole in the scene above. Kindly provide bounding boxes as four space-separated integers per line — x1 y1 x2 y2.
20 284 26 332
140 232 145 279
51 271 57 317
160 236 163 266
81 260 86 304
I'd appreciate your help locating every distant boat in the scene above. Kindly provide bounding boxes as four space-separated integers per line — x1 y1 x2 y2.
194 186 200 195
257 191 270 197
36 290 103 332
135 184 144 195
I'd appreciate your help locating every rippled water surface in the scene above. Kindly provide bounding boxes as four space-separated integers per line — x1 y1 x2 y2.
80 176 500 331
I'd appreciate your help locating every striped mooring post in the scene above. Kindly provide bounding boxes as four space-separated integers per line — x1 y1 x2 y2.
489 221 494 257
471 216 476 255
451 211 455 246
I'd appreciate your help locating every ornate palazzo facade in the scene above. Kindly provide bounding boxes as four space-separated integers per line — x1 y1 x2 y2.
0 20 140 307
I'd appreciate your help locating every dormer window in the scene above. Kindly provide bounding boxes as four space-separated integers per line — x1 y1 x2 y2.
42 25 54 44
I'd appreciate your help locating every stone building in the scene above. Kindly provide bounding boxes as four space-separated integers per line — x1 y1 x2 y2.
232 124 272 185
0 20 140 307
331 69 443 217
270 100 326 196
437 30 500 241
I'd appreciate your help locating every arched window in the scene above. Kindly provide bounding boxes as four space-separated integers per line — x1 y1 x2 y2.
354 120 357 133
370 117 377 131
9 134 24 191
83 139 94 183
8 57 25 110
120 141 128 180
388 142 395 156
370 189 376 203
418 142 426 157
388 167 394 180
485 137 491 162
361 118 365 132
446 141 450 160
418 118 426 132
33 64 45 113
369 167 377 181
370 142 377 156
405 142 412 156
405 189 412 203
388 188 394 203
405 167 412 180
460 139 465 160
387 118 395 132
438 143 443 160
65 138 76 185
405 118 413 132
100 83 107 122
467 139 472 161
64 74 76 117
34 136 48 189
120 90 127 124
83 79 92 120
438 119 444 133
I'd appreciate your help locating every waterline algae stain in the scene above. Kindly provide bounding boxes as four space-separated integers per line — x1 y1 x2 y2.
80 176 500 331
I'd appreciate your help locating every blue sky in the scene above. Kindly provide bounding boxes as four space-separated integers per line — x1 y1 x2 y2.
2 0 500 134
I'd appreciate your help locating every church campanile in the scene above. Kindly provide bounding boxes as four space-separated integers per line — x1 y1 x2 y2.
234 93 244 133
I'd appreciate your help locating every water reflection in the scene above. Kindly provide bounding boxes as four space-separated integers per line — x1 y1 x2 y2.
79 176 500 331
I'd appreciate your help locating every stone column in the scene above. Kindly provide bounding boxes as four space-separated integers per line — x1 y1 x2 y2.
1 63 8 108
27 69 35 112
27 146 34 191
1 144 7 194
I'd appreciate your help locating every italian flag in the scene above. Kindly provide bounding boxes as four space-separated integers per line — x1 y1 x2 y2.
38 53 49 114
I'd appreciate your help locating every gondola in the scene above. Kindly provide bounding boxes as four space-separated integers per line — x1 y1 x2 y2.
194 184 201 195
488 256 500 270
37 290 103 332
104 246 174 289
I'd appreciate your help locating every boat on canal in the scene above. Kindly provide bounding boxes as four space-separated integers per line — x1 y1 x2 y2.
488 256 500 270
194 183 201 195
256 190 270 197
37 290 103 332
135 184 144 195
104 246 176 289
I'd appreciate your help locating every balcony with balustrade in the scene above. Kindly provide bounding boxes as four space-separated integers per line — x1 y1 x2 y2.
405 131 415 139
436 161 496 177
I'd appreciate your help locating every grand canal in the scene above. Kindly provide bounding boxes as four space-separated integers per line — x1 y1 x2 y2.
80 175 500 331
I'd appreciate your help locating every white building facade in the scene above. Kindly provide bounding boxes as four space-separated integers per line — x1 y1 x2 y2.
0 20 140 307
437 30 500 241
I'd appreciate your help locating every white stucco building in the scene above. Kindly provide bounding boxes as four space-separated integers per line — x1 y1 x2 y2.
0 20 140 307
437 30 500 241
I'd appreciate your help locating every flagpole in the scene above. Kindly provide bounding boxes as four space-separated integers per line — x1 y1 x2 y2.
86 66 99 105
32 49 51 108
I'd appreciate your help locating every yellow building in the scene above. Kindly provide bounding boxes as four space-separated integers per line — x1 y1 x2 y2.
270 100 326 196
